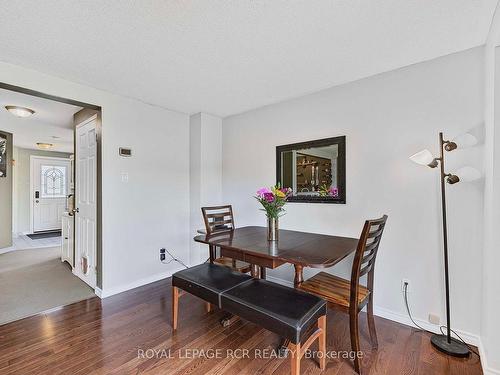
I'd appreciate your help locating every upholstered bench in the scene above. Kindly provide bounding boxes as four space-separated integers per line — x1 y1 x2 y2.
172 264 327 375
171 263 252 329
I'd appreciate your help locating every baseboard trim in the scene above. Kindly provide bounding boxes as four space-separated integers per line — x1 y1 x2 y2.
373 306 480 346
98 265 187 299
478 338 500 375
94 287 103 299
0 247 15 255
267 276 480 346
267 275 293 287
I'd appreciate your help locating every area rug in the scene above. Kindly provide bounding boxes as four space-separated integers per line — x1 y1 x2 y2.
0 247 95 325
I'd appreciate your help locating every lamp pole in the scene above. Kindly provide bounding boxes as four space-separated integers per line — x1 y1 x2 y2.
430 132 469 357
439 132 451 342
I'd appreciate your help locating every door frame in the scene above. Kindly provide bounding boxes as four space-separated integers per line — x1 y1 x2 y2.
29 155 72 234
0 82 103 293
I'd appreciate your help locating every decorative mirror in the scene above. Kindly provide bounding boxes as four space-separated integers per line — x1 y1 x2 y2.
276 136 346 203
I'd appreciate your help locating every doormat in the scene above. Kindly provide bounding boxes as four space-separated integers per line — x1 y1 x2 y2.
27 230 62 240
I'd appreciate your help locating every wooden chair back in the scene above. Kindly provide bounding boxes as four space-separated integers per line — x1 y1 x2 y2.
201 205 235 235
350 215 388 309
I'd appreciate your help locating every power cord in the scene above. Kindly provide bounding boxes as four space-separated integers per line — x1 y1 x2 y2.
161 249 189 269
403 282 479 357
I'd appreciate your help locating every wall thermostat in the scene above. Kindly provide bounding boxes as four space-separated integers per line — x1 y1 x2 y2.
119 147 132 157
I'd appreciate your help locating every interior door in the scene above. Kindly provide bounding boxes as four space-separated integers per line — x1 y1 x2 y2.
32 157 70 232
75 115 97 288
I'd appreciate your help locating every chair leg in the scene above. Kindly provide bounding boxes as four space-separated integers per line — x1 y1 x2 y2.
318 315 326 370
289 342 301 375
367 295 378 349
172 286 179 331
350 310 361 373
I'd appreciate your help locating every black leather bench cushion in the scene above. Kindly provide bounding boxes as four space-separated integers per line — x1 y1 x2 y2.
220 279 326 344
172 263 252 307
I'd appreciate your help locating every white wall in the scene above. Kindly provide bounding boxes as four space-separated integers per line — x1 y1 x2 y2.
481 31 500 374
189 113 223 265
0 61 191 297
222 47 485 339
13 147 71 235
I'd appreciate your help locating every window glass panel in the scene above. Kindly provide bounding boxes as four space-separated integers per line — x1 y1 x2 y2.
41 165 67 198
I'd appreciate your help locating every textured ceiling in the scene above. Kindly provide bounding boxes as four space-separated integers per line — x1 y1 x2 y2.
0 1 497 117
0 89 80 152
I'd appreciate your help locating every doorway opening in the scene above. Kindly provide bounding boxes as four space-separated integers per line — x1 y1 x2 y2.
0 82 102 325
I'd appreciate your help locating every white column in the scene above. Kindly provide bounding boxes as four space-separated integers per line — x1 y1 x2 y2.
189 113 223 265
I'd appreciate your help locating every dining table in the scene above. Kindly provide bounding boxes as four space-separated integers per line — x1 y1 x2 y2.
194 225 360 353
194 225 360 287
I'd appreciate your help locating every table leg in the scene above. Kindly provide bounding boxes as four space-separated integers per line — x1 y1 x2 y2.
209 245 216 263
260 266 267 279
251 264 260 278
294 264 304 287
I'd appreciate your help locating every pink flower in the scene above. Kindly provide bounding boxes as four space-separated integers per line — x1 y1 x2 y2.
256 187 272 197
329 187 339 197
263 192 275 202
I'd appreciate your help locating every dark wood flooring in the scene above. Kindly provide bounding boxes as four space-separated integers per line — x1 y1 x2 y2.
0 278 483 375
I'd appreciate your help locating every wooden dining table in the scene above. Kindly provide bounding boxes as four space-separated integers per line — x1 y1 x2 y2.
194 225 360 287
194 225 360 353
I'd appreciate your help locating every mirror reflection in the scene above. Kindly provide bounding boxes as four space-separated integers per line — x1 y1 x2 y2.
276 136 345 203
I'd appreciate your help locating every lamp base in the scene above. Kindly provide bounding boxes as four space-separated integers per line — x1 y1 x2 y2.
431 334 470 357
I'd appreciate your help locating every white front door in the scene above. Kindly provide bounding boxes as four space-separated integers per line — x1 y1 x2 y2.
74 115 97 288
32 157 70 232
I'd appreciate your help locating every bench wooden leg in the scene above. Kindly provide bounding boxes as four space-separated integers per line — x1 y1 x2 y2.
318 315 326 370
290 342 301 375
289 315 326 375
172 286 179 331
205 302 212 313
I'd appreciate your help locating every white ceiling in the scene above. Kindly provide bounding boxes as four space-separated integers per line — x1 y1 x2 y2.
0 89 81 153
0 1 498 117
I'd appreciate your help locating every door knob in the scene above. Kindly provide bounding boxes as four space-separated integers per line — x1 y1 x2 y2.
35 200 39 203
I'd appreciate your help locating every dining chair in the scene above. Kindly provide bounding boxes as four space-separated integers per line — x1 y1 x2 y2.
201 205 251 274
298 215 388 374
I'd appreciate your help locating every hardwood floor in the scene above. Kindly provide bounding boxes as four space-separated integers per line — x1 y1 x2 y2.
0 278 482 375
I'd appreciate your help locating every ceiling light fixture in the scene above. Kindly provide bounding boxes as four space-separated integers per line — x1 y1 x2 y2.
4 105 35 118
36 143 54 150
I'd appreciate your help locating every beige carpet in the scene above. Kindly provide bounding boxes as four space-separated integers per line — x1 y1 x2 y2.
0 247 95 325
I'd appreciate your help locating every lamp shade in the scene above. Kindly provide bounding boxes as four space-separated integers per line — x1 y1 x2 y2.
454 166 481 182
410 149 434 166
452 133 478 149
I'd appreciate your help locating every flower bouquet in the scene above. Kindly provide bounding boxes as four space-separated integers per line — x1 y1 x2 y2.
255 185 292 241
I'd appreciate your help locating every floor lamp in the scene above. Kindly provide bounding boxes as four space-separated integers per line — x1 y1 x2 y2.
410 132 480 357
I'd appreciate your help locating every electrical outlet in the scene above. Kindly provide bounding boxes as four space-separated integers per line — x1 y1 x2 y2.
401 279 411 293
428 313 440 325
160 248 166 261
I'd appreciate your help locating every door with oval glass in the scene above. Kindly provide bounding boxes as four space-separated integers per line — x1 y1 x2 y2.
31 156 70 232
